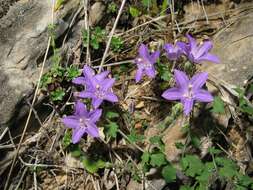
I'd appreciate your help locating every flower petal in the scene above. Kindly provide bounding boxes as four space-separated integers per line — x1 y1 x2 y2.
135 68 143 83
105 93 118 102
182 98 194 115
198 53 220 64
195 41 213 58
78 91 95 99
145 67 156 78
194 89 213 102
72 128 86 144
92 98 103 109
90 109 102 123
176 41 189 55
74 101 88 116
186 34 197 50
61 116 79 129
150 50 160 63
162 88 182 100
138 44 149 58
174 69 189 88
86 123 100 138
72 77 86 85
190 72 208 91
95 70 110 81
101 78 115 91
83 66 97 87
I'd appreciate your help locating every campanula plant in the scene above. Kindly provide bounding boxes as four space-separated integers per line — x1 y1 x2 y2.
181 34 220 64
163 41 186 61
135 44 160 82
62 101 102 144
162 70 213 115
75 66 118 109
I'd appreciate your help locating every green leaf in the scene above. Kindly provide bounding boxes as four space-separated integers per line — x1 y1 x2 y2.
81 156 106 173
180 155 204 177
70 145 81 157
215 157 238 178
50 88 65 101
180 186 193 190
142 0 152 7
62 130 72 148
127 130 145 143
190 134 200 148
175 142 184 149
105 122 119 138
156 62 172 82
150 153 167 167
106 111 119 119
162 165 177 183
66 66 81 81
141 151 150 164
212 96 225 113
208 147 222 155
129 6 140 17
111 36 123 52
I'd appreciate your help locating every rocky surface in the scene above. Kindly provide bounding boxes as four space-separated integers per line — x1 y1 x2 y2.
201 4 253 87
0 0 80 132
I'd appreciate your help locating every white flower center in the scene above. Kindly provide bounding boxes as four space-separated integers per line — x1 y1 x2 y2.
95 90 106 99
79 118 90 128
183 84 194 99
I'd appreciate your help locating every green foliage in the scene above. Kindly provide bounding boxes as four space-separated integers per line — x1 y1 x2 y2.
105 122 119 138
156 61 172 82
129 6 140 17
162 165 177 183
142 0 152 7
106 111 119 119
66 65 81 81
127 130 145 143
150 153 167 167
149 136 165 151
50 88 65 101
181 155 204 177
111 36 124 52
62 130 72 148
161 0 169 15
81 155 106 173
212 96 225 113
236 87 253 115
107 2 117 14
141 151 150 164
82 27 106 50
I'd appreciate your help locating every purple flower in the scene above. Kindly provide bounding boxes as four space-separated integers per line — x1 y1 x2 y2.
73 66 109 89
135 44 160 82
164 42 186 61
61 101 102 144
76 66 118 109
162 69 213 115
181 34 220 64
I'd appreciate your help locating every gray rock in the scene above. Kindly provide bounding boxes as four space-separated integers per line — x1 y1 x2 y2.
0 0 80 132
201 5 253 87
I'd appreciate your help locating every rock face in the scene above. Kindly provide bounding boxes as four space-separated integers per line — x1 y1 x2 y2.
0 0 80 131
201 5 253 87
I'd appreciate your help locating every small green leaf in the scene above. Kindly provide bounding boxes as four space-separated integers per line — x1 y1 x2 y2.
62 130 72 148
106 111 119 119
142 0 152 7
111 36 123 52
150 153 167 167
70 145 81 157
50 88 65 101
127 130 145 143
180 155 204 177
81 156 106 173
212 96 225 113
66 66 81 81
208 147 222 155
105 122 119 138
175 142 184 149
141 151 150 164
129 6 140 17
162 165 177 183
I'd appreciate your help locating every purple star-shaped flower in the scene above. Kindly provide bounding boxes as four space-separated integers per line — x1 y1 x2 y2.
162 69 213 115
76 66 118 109
61 101 102 144
164 42 186 61
135 44 160 82
73 66 109 89
181 34 220 64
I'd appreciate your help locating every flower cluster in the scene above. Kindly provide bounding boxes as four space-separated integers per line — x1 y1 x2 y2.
134 34 220 115
62 66 118 143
